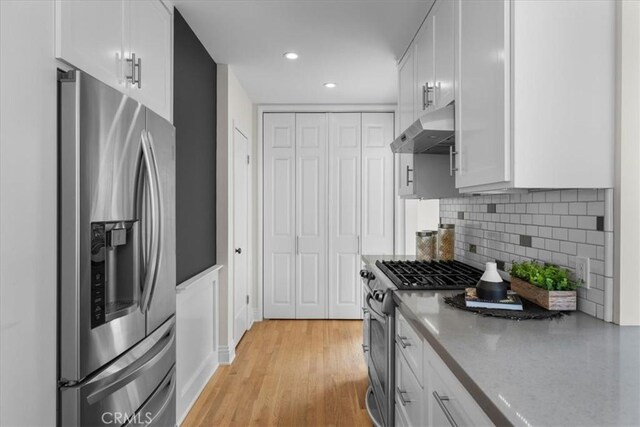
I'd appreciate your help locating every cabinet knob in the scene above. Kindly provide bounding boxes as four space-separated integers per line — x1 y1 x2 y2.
235 248 242 254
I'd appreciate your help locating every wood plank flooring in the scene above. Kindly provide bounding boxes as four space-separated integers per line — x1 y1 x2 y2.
181 320 372 427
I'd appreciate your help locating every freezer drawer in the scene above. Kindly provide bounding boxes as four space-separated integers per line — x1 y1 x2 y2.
123 367 176 427
60 317 175 426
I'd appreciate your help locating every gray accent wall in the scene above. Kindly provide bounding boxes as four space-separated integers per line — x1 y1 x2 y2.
439 189 613 320
174 9 217 284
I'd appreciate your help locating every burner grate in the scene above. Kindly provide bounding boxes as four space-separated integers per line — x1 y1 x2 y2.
375 260 483 290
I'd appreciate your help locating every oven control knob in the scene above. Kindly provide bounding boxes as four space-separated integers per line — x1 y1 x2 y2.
367 272 376 281
359 269 368 278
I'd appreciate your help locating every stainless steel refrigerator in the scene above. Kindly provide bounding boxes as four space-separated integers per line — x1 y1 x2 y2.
58 70 176 426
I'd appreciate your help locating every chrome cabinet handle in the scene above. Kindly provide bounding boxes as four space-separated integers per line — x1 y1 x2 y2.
423 82 434 109
397 387 412 406
433 391 458 427
126 53 142 88
449 145 459 176
422 84 427 110
362 306 369 314
397 335 412 348
406 165 413 186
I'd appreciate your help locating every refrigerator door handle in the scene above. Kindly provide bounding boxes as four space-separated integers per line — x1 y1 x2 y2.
85 321 175 405
145 130 164 312
123 369 176 427
139 130 161 313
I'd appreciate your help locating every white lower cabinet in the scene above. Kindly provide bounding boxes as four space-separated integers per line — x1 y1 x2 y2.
396 346 425 427
396 309 494 427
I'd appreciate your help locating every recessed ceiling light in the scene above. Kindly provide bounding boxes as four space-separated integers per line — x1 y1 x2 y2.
283 52 298 60
323 82 337 88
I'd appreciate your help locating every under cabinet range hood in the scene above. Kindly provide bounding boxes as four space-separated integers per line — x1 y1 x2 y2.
391 103 454 154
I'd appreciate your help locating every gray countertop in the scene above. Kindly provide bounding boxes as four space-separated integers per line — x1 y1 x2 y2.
363 255 640 427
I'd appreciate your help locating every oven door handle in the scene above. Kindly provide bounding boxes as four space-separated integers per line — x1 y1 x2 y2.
366 294 387 323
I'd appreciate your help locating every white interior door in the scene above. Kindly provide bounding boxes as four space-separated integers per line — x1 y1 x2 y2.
361 113 395 256
328 113 361 319
233 128 249 343
295 114 328 318
263 113 296 318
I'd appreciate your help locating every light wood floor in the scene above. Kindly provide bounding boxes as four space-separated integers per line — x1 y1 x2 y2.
181 320 372 427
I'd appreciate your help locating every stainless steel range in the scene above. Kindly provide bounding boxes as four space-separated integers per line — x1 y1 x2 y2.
376 260 483 290
361 259 483 427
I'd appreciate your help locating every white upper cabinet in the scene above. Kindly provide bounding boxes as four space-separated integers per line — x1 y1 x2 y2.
55 0 126 90
455 0 510 189
55 0 173 121
127 0 173 120
454 0 615 192
411 0 453 117
432 0 454 108
415 17 435 115
398 46 417 132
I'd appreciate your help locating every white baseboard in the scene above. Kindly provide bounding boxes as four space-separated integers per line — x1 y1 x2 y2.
251 308 262 324
218 341 236 365
177 351 219 425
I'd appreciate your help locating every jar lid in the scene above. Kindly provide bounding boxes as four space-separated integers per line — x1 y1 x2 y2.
416 230 436 237
438 223 455 229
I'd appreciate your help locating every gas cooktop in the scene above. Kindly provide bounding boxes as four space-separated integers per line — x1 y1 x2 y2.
375 260 483 291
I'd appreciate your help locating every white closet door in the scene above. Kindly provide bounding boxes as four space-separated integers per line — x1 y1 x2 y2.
295 114 328 318
328 113 361 319
263 113 296 318
361 113 395 256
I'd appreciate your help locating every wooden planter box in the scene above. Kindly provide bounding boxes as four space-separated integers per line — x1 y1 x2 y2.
510 277 577 311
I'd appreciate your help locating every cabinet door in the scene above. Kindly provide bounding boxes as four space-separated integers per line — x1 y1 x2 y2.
263 113 296 318
415 16 435 114
397 154 415 197
295 114 327 318
455 0 511 188
398 45 417 132
361 113 394 256
128 0 173 121
433 0 455 108
55 0 126 90
328 113 361 319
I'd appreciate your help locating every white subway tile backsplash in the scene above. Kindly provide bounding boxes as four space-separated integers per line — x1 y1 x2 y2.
569 202 587 215
553 203 569 215
440 188 610 320
587 201 605 216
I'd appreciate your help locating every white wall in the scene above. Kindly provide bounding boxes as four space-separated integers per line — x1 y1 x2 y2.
0 1 57 425
404 199 440 255
216 64 256 359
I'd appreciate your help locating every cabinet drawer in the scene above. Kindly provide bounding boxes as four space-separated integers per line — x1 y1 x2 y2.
396 309 423 385
396 346 424 427
424 343 494 426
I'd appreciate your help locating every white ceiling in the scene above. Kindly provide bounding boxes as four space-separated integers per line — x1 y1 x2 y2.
174 1 432 105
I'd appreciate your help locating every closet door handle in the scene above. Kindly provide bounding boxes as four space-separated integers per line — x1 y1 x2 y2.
406 165 413 185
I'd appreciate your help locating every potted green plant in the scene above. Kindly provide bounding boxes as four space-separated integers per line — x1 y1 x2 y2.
509 261 578 310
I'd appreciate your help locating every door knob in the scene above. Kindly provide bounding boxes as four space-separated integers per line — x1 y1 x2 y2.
235 248 242 254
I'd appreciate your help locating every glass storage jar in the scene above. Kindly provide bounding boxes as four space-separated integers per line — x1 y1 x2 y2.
416 231 436 262
437 224 455 261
